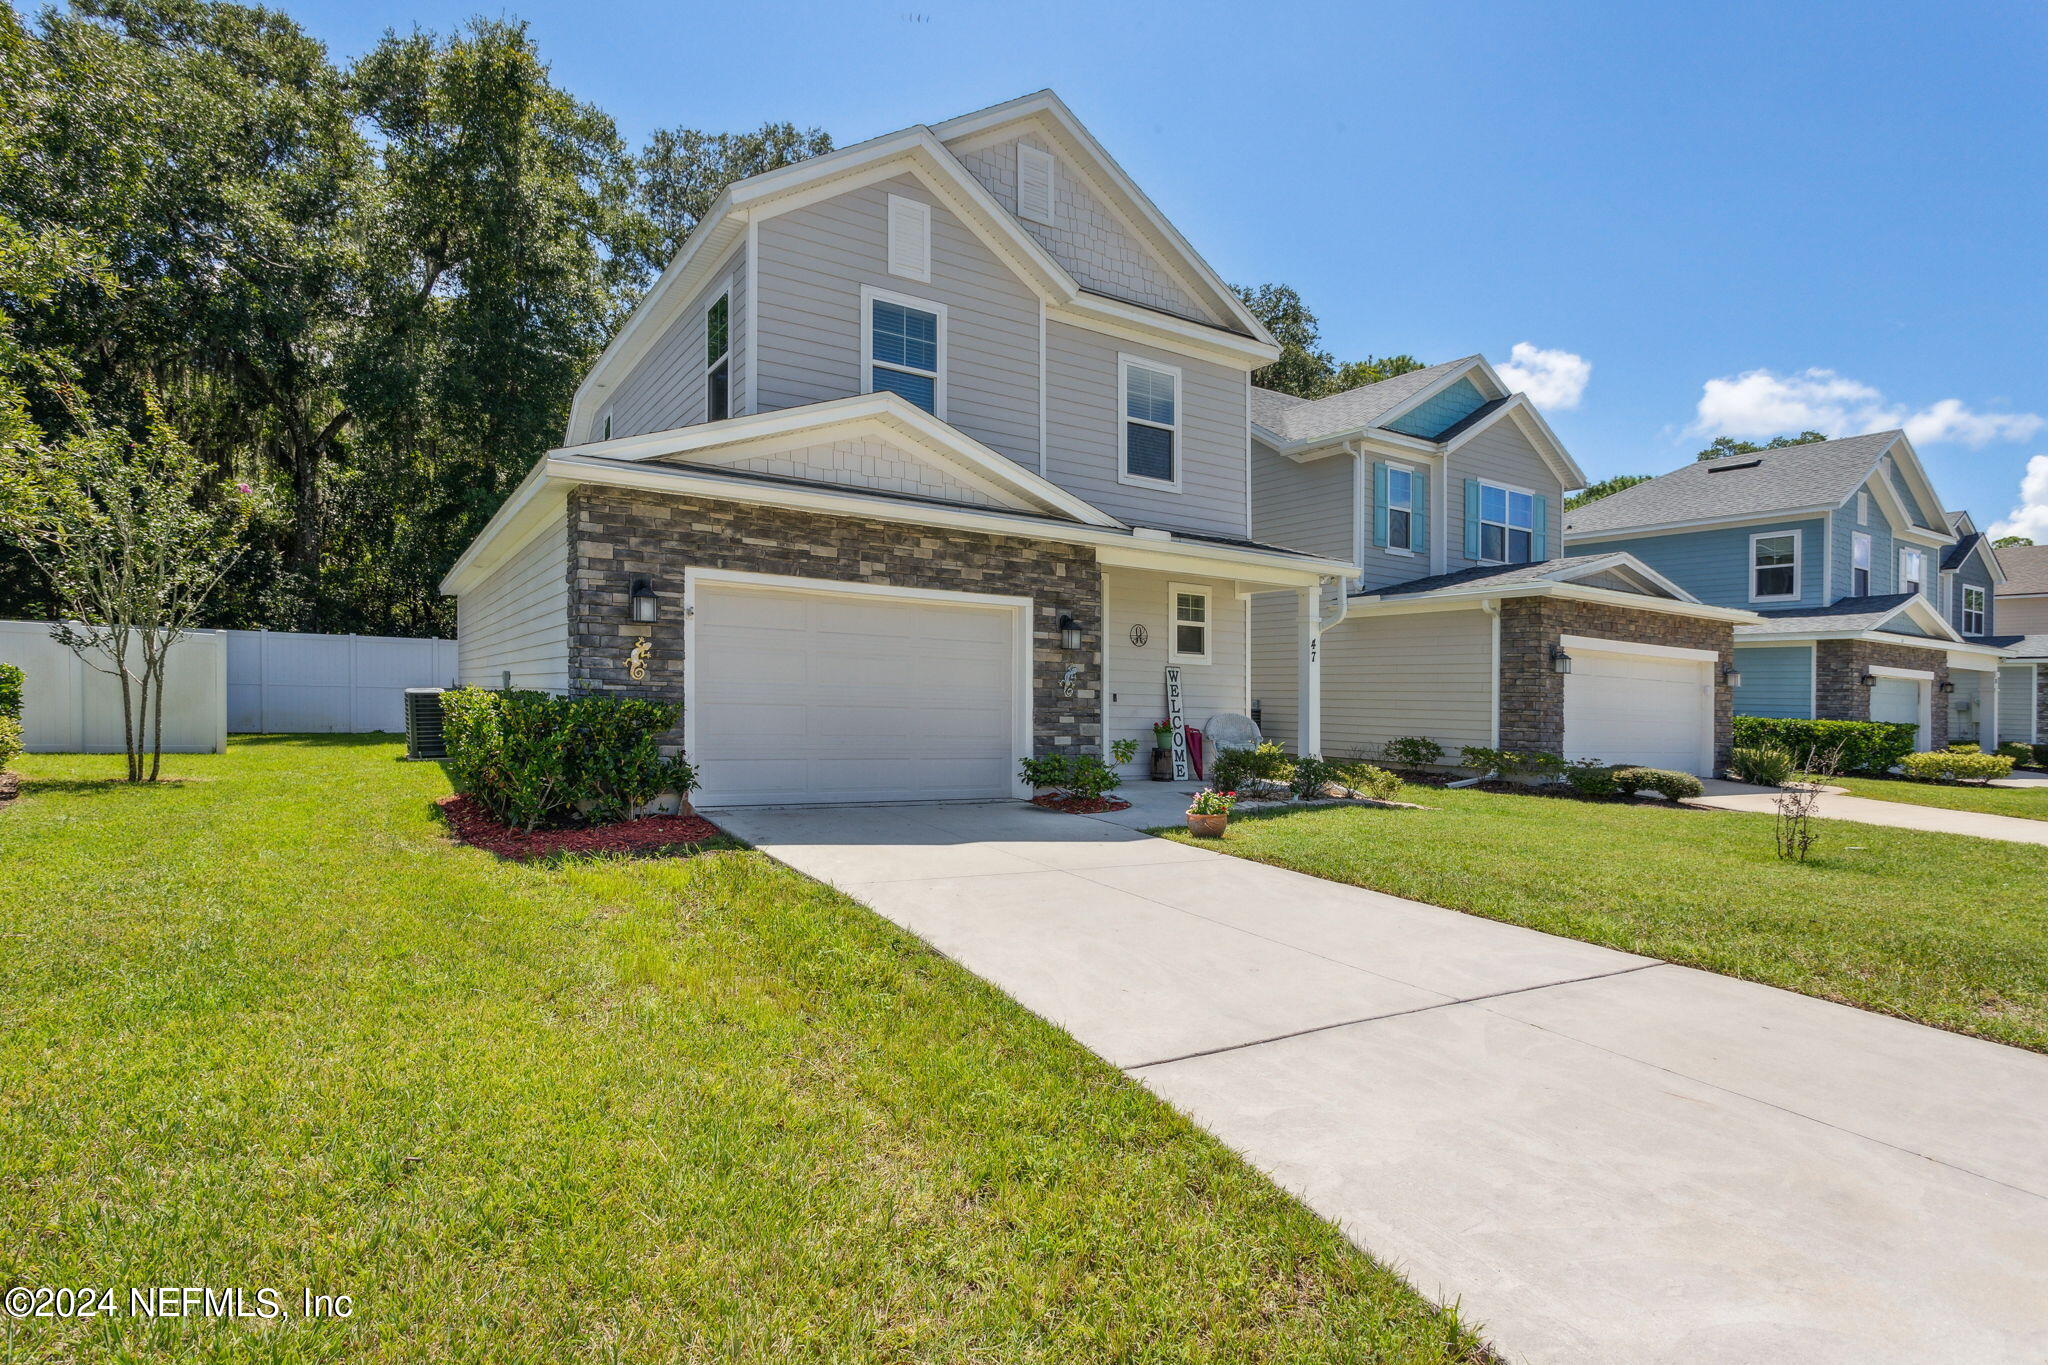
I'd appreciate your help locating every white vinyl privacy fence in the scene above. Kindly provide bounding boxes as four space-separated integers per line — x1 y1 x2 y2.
0 619 228 754
226 630 457 734
1 620 457 752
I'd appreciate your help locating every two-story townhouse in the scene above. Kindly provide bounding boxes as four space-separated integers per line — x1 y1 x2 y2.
1566 432 2012 752
1247 358 1755 777
439 91 1355 806
1988 543 2048 748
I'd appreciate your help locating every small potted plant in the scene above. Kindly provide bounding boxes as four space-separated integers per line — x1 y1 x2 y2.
1152 720 1173 751
1186 788 1236 838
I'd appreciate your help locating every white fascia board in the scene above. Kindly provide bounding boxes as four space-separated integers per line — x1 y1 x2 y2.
559 392 1123 528
1439 393 1589 490
498 453 1349 590
1947 649 2004 671
931 90 1276 347
1345 580 1757 624
1046 294 1277 368
439 457 566 596
1563 506 1839 543
1546 551 1709 604
1281 428 1440 463
1368 357 1489 431
1863 466 1954 546
1877 432 1955 542
1881 597 1965 642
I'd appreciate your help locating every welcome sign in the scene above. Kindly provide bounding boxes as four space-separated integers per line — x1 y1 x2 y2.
1164 665 1191 781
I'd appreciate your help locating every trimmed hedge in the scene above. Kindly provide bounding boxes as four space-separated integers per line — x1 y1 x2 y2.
0 662 21 721
0 714 20 774
1900 749 2015 783
440 689 698 832
1730 716 1917 773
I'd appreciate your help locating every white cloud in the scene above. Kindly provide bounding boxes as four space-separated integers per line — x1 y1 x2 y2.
1496 342 1590 410
1691 366 2043 448
1989 453 2048 542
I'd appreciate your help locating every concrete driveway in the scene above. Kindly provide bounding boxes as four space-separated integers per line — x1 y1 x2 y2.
711 799 2048 1365
1686 778 2048 845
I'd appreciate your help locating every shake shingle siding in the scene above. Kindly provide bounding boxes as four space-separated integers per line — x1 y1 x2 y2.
754 174 1043 471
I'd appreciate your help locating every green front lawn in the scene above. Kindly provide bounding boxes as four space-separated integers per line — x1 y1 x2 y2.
1822 772 2048 822
1160 787 2048 1053
0 738 1486 1364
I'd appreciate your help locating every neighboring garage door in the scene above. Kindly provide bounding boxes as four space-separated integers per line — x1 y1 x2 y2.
689 577 1023 806
1561 640 1715 776
1870 676 1923 729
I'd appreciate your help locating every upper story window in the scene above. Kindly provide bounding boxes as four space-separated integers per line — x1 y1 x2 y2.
1852 532 1872 595
1857 491 1869 524
1750 531 1799 602
1119 356 1180 489
1169 584 1210 664
1962 584 1987 635
1900 547 1926 596
1477 482 1536 564
705 292 730 422
866 289 944 416
1384 465 1416 551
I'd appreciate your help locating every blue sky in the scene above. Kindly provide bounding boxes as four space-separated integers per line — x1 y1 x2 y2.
294 0 2048 533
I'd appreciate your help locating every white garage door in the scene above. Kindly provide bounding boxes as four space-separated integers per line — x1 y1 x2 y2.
1870 676 1923 729
1561 643 1715 776
689 579 1022 806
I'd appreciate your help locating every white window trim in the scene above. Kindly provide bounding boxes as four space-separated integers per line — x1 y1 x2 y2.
1117 353 1182 492
885 193 931 283
1962 584 1987 636
1748 529 1802 604
704 283 733 421
1851 530 1873 595
1167 581 1212 665
1475 478 1538 566
1899 546 1927 596
1385 460 1419 553
1016 143 1056 227
860 284 946 420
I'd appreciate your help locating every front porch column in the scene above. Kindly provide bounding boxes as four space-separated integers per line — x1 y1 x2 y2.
1297 583 1323 756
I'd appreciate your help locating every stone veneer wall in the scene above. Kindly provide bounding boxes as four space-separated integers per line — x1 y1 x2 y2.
1814 638 1950 750
1496 597 1736 769
565 486 1103 755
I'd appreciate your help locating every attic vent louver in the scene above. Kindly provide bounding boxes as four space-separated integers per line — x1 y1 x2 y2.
1706 458 1763 472
1017 144 1055 226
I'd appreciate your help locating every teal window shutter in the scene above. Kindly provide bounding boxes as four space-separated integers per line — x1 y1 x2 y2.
1533 494 1550 561
1372 463 1389 547
1414 472 1429 553
1463 479 1482 559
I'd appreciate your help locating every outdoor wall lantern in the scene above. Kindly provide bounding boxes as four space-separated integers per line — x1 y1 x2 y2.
1550 645 1572 675
1859 671 1877 688
1059 613 1084 651
628 576 658 623
1938 679 1956 694
1722 664 1743 689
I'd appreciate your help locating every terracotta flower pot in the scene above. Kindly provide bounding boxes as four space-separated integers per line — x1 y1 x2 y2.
1187 812 1228 838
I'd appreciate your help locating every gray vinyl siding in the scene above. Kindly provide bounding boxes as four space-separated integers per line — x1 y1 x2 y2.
952 132 1222 325
1576 519 1827 610
1731 644 1813 718
456 514 569 690
1102 567 1247 776
603 244 746 441
753 174 1041 470
1445 419 1564 571
1045 319 1249 537
1250 442 1354 565
1998 665 2039 745
1950 545 1996 637
1248 602 1494 758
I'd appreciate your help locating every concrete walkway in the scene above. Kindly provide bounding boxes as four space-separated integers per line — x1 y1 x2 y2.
1687 778 2048 845
711 798 2048 1365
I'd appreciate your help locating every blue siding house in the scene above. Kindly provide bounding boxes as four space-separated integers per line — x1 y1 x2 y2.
1565 431 2016 751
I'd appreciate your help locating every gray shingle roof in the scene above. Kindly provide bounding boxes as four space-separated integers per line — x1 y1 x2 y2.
1564 432 1905 536
1251 357 1479 445
1737 592 1932 636
1366 553 1640 599
1998 544 2048 595
1985 633 2048 659
1941 530 1983 572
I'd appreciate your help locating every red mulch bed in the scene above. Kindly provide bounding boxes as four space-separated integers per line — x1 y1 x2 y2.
1030 793 1132 815
436 794 725 861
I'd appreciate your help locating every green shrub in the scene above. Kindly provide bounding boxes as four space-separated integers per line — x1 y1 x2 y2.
1019 752 1123 801
1899 750 2016 784
1563 759 1619 798
440 688 698 831
1289 754 1340 799
1730 716 1916 773
0 662 21 722
2037 743 2048 770
1996 741 2033 767
1612 766 1705 800
0 715 21 773
1209 741 1293 795
1459 746 1552 780
1728 744 1796 787
1522 752 1567 782
1380 736 1444 768
1946 741 1981 753
1334 761 1403 802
